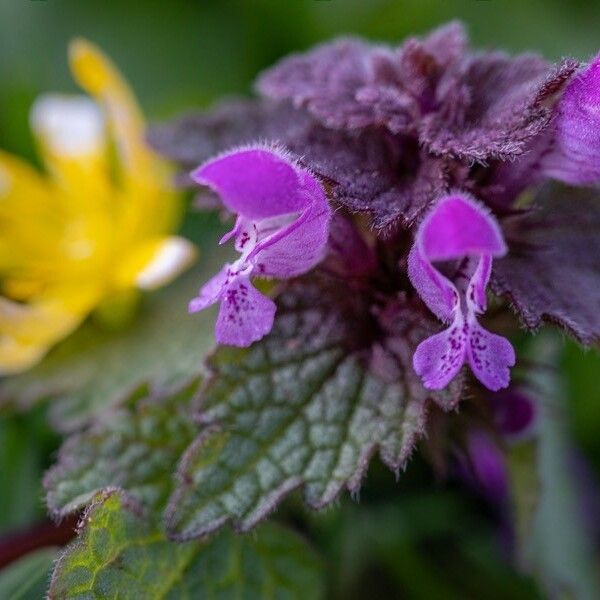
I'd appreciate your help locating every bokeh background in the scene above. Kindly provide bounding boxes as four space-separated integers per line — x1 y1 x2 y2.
1 1 599 597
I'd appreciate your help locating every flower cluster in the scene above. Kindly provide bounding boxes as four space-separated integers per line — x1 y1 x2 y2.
0 40 195 373
152 22 600 395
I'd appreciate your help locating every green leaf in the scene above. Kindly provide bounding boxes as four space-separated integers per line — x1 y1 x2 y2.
0 409 61 532
514 335 600 599
0 547 56 600
48 491 324 600
166 278 461 540
44 380 200 518
562 340 600 469
506 441 539 566
0 214 227 431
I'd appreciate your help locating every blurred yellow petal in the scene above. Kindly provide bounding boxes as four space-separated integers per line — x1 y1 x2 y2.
0 150 64 273
0 337 48 376
69 38 164 185
0 149 53 219
0 297 81 375
68 38 180 247
0 40 194 375
0 288 97 343
115 235 197 290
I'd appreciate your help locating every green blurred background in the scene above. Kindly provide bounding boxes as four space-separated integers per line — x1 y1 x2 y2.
1 1 599 597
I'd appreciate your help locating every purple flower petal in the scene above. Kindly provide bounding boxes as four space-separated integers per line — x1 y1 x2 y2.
188 266 229 313
418 195 507 261
408 244 458 323
191 147 308 220
189 146 331 347
543 55 600 184
464 430 508 503
215 275 276 347
466 320 515 392
489 389 537 438
413 314 468 390
251 196 331 278
467 255 492 313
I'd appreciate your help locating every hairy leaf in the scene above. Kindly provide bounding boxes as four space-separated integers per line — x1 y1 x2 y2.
149 101 452 232
166 277 461 540
48 491 323 600
255 24 467 135
44 380 199 518
0 215 227 431
420 56 578 162
148 101 314 169
256 24 576 162
492 184 600 345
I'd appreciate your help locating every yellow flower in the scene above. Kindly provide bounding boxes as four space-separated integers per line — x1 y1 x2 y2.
0 39 196 374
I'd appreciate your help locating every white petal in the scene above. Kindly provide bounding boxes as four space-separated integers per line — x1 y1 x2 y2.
30 94 104 156
135 237 196 290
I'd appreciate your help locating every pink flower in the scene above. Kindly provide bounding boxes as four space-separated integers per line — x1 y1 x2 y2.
189 146 331 346
543 55 600 184
408 194 515 390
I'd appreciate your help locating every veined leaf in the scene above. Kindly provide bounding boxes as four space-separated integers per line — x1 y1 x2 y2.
166 278 461 540
48 491 324 600
44 380 199 518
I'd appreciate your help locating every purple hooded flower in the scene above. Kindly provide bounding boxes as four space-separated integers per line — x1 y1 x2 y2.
542 55 600 184
189 146 331 346
408 194 515 391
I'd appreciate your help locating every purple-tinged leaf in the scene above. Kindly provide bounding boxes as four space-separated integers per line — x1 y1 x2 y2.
491 184 600 344
149 100 451 232
420 56 579 162
148 100 313 167
256 22 467 134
